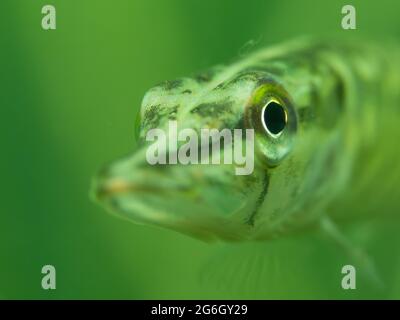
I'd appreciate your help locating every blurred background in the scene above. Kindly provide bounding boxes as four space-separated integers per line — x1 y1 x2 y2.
0 0 399 299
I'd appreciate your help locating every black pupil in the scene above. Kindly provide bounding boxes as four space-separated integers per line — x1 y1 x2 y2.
263 101 287 135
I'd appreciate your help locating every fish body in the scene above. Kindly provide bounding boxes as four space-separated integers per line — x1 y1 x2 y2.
93 39 400 242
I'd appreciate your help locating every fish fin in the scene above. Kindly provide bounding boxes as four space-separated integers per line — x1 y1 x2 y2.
199 236 338 299
319 216 385 290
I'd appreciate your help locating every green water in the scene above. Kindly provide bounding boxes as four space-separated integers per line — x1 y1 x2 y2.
1 0 399 299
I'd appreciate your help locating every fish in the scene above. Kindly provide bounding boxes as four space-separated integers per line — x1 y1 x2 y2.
91 38 400 245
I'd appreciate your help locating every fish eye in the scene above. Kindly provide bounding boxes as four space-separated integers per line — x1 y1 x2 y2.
261 100 287 137
244 81 297 166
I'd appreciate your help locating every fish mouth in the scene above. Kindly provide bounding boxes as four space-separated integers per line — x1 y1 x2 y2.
91 169 189 233
92 173 246 242
91 149 257 241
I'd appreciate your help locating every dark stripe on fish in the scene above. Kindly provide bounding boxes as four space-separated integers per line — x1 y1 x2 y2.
157 79 183 90
190 100 233 117
246 172 270 226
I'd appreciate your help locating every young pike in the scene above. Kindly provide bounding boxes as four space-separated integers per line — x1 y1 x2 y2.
92 39 400 243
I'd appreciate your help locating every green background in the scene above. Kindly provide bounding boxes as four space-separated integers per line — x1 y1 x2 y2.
1 0 399 299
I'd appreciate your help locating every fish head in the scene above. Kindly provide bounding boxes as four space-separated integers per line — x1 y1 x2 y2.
92 61 337 241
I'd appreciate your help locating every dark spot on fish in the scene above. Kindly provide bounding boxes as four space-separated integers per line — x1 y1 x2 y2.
191 101 233 118
213 71 267 92
143 104 177 129
168 104 179 120
254 75 279 88
157 79 183 90
212 83 224 90
144 104 161 124
297 106 315 125
195 71 214 83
